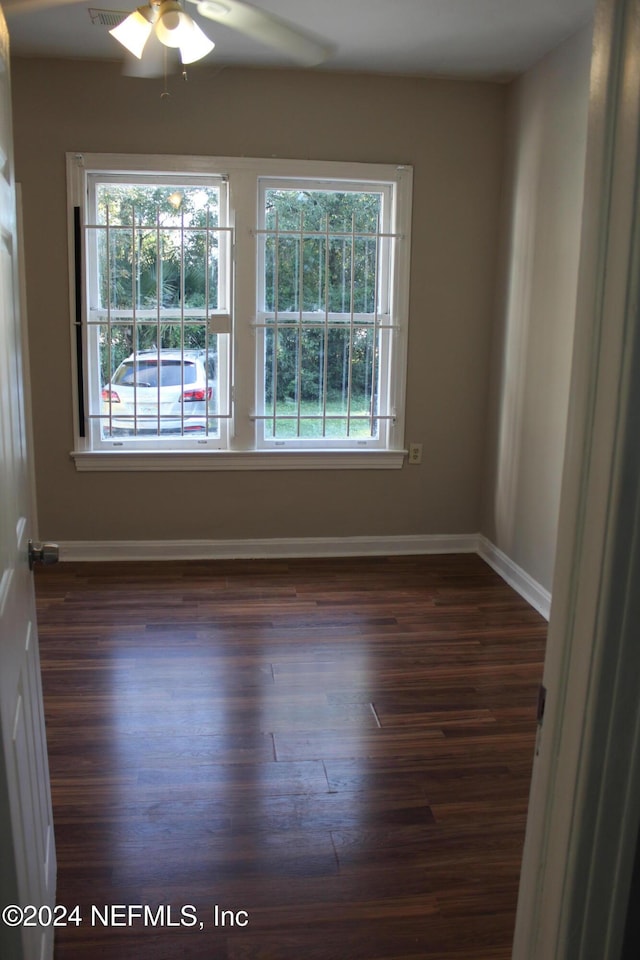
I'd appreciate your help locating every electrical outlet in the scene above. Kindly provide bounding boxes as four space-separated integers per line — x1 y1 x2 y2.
409 443 423 464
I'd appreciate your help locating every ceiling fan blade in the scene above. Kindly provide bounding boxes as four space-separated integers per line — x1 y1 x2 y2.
191 0 332 66
3 0 88 13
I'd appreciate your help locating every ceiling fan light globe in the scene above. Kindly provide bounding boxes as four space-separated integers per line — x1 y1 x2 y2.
109 9 154 60
155 1 193 48
179 20 215 63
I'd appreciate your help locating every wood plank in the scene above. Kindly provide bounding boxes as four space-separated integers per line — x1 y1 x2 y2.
35 554 545 959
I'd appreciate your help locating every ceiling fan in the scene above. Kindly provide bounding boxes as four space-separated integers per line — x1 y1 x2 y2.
3 0 333 74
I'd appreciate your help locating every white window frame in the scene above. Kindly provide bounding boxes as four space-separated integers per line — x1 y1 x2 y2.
67 153 412 472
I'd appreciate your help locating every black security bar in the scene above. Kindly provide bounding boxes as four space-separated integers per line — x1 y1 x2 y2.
74 205 86 437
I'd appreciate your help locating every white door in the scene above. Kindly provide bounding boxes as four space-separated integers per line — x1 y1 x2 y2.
0 7 57 960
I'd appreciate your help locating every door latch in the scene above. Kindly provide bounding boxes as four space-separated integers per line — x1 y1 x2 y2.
536 684 547 725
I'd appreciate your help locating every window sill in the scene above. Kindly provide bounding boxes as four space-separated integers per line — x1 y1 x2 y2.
71 449 407 472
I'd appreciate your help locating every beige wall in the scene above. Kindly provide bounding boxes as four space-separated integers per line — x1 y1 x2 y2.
482 26 592 592
12 59 505 543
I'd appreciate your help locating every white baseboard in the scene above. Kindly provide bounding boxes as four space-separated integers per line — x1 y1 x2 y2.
57 533 479 563
56 533 551 620
477 535 551 620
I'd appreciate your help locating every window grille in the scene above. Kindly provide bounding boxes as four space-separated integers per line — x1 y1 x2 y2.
83 176 232 449
254 181 401 448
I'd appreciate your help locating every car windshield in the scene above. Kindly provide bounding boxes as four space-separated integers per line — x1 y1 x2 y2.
113 360 198 388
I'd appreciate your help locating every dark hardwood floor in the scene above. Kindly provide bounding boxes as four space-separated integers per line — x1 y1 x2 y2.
34 554 547 960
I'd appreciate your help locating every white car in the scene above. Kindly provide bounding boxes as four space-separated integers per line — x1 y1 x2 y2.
101 350 216 436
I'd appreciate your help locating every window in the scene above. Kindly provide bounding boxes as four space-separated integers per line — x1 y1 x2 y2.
68 154 412 470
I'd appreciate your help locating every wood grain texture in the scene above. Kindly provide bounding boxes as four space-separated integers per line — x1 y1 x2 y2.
35 554 546 959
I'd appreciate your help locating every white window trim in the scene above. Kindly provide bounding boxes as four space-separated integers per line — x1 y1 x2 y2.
67 153 412 471
70 449 406 471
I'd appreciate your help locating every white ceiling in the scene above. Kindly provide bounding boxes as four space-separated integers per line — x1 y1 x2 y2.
4 0 594 80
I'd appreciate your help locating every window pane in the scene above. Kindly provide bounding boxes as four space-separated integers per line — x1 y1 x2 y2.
264 189 381 234
96 184 219 228
263 235 377 318
95 185 220 314
98 326 218 439
262 325 378 439
263 188 383 320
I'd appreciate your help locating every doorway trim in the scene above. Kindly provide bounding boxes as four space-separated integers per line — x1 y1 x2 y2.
513 0 640 956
